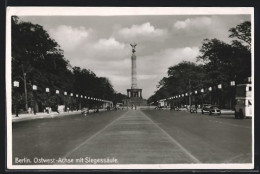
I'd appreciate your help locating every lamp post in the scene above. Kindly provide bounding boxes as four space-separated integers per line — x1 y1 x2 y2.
80 95 83 110
13 81 19 117
32 85 37 115
64 92 67 112
201 89 204 106
185 93 188 107
56 90 59 113
70 93 73 111
84 96 87 109
88 96 91 110
208 87 212 104
46 88 50 113
230 81 235 109
76 94 78 111
194 90 197 108
217 84 222 106
22 72 29 111
178 95 181 108
188 79 191 111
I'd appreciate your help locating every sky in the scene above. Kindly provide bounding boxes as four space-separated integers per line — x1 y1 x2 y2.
20 15 250 99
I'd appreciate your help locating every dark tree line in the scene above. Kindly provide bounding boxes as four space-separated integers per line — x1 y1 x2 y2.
148 21 251 108
11 16 127 113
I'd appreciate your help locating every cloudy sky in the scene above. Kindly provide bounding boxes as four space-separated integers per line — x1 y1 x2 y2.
20 15 250 99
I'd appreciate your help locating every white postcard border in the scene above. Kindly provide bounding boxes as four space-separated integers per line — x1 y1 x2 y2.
6 7 255 170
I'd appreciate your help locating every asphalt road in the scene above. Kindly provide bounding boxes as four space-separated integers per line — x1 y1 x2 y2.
12 109 252 165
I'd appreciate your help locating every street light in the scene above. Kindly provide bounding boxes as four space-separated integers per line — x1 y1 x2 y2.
14 81 19 87
45 88 50 113
64 92 67 111
229 81 236 109
33 85 37 90
201 89 204 106
79 95 83 110
208 87 212 104
70 93 73 111
32 85 37 115
13 81 19 117
55 90 59 113
217 84 222 106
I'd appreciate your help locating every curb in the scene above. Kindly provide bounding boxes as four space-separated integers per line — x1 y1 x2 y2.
12 111 81 123
12 109 108 123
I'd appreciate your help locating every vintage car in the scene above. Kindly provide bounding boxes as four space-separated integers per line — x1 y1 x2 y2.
209 105 221 115
201 104 211 114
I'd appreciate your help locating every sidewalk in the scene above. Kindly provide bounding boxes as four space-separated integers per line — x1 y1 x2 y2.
12 109 107 123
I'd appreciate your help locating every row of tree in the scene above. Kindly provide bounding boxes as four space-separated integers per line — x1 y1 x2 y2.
148 21 251 108
11 16 127 113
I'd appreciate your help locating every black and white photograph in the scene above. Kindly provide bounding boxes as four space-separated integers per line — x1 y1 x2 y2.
6 7 254 169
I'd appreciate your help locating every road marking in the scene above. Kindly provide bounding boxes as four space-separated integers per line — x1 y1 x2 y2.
139 110 201 163
63 111 129 158
224 153 251 163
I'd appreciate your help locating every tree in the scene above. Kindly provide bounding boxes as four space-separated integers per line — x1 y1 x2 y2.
197 39 236 83
195 21 251 107
229 21 251 50
11 17 133 113
148 61 206 104
197 21 251 84
12 16 73 112
148 21 251 108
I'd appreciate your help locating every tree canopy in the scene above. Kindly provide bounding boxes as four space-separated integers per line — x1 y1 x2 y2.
11 16 127 112
148 21 251 107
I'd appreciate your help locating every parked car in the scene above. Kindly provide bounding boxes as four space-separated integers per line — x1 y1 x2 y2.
201 104 211 114
209 105 221 115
